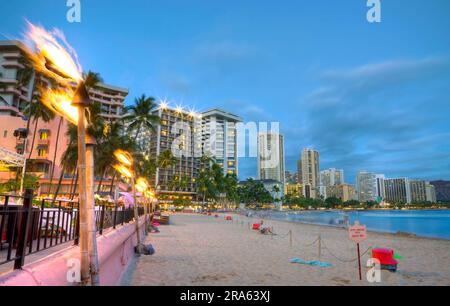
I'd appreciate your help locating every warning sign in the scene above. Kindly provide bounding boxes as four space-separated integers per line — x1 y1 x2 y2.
349 221 367 243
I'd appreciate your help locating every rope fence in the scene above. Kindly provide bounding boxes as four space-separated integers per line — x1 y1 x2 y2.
223 215 373 264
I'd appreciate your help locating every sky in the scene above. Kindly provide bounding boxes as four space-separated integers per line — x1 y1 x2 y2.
1 0 450 183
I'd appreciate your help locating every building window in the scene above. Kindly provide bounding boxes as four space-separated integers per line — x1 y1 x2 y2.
3 130 7 138
40 131 48 140
38 148 47 157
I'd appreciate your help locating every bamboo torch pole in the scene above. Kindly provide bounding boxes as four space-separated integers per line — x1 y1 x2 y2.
72 83 90 285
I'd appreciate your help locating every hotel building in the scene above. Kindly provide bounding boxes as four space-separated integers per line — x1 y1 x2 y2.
0 40 128 193
201 109 242 176
148 105 201 198
319 168 344 198
356 171 385 203
257 132 286 186
299 148 320 199
326 184 357 202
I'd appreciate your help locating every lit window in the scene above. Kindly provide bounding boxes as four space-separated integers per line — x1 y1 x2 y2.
38 148 47 157
40 131 48 140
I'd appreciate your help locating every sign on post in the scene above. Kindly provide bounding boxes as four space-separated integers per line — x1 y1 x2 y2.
349 221 367 243
349 221 367 280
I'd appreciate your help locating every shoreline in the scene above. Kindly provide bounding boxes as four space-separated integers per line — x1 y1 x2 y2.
240 214 450 243
238 209 450 241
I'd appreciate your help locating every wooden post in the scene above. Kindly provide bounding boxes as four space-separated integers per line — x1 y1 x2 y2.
357 243 362 280
76 106 90 285
289 230 292 248
131 177 142 253
318 235 322 258
86 134 100 286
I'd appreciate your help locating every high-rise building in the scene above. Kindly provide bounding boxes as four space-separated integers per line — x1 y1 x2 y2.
319 168 344 198
201 109 242 176
257 132 285 185
356 171 385 203
326 184 357 202
285 171 298 184
426 182 437 203
0 40 129 192
300 148 320 198
0 40 34 116
384 178 411 204
409 180 427 203
148 105 201 196
89 83 128 123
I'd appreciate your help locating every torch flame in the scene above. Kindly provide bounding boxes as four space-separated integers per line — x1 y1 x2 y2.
25 21 82 84
113 164 133 179
40 88 79 124
114 150 134 167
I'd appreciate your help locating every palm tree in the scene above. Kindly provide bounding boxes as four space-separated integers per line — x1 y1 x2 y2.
23 93 56 160
123 95 161 141
49 71 103 193
157 150 177 191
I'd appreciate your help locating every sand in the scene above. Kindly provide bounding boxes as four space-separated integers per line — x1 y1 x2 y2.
126 213 450 286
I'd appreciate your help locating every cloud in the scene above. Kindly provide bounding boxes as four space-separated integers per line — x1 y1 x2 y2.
193 41 252 62
290 56 450 183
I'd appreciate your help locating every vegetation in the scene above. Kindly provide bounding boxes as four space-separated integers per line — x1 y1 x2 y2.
237 178 274 207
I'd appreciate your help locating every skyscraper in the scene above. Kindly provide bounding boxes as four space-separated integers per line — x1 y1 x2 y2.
384 178 411 204
149 105 201 197
257 132 285 185
356 171 385 203
300 148 320 199
201 109 242 176
319 168 344 198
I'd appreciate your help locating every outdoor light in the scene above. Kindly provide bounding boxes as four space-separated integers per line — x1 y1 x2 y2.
113 164 133 179
136 177 149 191
114 149 134 167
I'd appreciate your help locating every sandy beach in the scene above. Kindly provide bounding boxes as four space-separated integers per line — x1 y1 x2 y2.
124 213 450 286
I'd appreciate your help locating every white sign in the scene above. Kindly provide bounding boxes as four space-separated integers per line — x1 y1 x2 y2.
349 221 367 243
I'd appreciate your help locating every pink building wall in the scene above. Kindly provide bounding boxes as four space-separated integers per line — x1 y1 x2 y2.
0 114 70 183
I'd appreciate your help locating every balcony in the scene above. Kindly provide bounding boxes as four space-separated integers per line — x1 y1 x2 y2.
2 61 25 69
37 139 50 146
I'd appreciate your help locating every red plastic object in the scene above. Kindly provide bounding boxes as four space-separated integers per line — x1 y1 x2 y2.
225 216 233 221
1 231 6 242
372 248 398 271
252 223 261 230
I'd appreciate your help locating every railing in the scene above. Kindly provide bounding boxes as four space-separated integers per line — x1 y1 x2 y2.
0 189 147 270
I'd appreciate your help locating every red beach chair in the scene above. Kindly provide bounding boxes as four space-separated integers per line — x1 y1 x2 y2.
225 216 233 221
252 223 261 230
372 248 398 272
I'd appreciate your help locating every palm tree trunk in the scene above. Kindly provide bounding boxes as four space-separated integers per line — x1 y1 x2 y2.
109 172 117 196
97 167 107 194
28 118 39 160
48 117 63 194
52 167 65 205
71 171 79 200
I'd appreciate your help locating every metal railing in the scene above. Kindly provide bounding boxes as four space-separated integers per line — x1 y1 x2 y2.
0 189 146 270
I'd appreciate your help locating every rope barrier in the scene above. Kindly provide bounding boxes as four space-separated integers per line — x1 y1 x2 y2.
321 240 372 263
226 216 372 264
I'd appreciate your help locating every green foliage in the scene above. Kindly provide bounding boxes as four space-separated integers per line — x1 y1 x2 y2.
0 175 40 193
237 178 274 207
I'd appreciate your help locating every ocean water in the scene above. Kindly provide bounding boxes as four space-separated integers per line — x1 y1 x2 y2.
264 210 450 240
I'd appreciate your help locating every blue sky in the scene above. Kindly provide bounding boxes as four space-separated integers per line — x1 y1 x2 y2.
1 0 450 183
